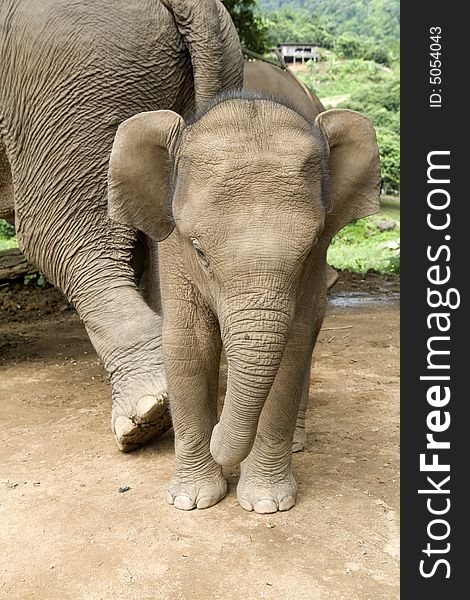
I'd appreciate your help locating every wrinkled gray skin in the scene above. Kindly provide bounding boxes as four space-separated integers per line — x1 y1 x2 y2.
0 0 243 450
243 60 339 452
108 95 381 513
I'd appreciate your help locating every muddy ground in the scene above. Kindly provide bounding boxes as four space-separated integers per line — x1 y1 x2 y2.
0 273 399 600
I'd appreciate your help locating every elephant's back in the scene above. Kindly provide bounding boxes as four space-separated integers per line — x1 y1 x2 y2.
1 0 193 132
1 0 194 210
243 61 323 123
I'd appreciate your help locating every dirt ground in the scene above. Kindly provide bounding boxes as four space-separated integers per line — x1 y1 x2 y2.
0 272 399 600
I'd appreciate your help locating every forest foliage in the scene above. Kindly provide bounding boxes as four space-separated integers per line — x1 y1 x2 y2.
224 0 400 61
257 0 399 43
223 1 269 54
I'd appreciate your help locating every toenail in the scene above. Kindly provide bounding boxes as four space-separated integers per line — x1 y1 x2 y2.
239 498 254 512
174 496 195 511
253 499 278 514
196 496 216 509
136 396 159 417
279 495 296 511
113 416 135 439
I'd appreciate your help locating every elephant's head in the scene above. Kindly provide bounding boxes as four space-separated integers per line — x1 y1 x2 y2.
108 93 381 466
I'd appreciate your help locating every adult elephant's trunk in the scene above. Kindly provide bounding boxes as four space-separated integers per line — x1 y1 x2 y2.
160 0 244 111
210 304 293 467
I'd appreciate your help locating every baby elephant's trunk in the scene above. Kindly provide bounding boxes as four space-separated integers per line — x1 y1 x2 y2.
210 306 292 466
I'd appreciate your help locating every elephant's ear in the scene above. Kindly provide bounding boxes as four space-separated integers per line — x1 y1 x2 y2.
315 109 381 241
108 110 184 242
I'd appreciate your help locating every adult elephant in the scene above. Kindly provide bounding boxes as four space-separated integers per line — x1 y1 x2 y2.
0 0 243 450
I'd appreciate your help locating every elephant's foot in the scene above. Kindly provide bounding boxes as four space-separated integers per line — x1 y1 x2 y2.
237 463 297 514
292 423 306 453
112 393 172 452
111 372 172 451
167 468 227 510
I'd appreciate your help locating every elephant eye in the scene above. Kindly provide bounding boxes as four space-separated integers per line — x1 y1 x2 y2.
191 238 210 267
195 246 206 260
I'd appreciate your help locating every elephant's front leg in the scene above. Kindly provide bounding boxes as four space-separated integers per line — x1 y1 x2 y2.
162 282 226 510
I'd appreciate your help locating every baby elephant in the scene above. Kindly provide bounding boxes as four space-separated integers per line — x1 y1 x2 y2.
108 92 380 513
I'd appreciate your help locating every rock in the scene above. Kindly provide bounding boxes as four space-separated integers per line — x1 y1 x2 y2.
376 220 397 232
378 240 400 251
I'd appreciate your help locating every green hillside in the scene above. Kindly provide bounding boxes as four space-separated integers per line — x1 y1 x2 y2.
258 0 399 42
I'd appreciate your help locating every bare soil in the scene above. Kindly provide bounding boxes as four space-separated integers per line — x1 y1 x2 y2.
0 272 399 600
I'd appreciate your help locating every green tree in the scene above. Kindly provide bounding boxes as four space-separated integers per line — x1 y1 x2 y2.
333 32 365 59
339 76 400 132
223 0 269 53
364 45 390 67
264 7 333 47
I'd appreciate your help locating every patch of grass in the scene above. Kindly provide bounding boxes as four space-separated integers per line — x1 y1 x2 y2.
301 55 397 99
0 238 18 250
327 205 400 274
0 219 18 250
